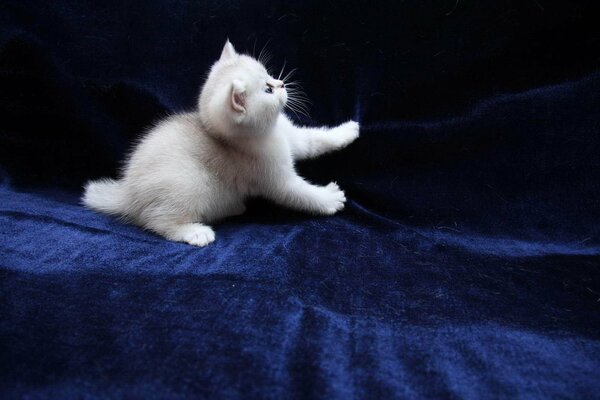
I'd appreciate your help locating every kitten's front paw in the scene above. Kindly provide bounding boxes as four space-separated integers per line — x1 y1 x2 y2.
172 223 216 247
318 182 346 215
333 120 360 148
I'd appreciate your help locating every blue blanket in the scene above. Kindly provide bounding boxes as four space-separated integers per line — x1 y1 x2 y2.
1 1 599 398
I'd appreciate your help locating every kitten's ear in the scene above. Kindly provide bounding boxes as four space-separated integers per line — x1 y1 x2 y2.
230 79 246 113
220 40 237 62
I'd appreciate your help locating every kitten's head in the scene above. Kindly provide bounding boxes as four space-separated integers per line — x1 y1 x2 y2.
199 40 287 138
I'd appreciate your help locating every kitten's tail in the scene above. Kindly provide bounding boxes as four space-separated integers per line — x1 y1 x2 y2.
82 178 126 216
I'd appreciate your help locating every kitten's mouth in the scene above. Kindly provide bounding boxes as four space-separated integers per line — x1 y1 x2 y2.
279 90 288 107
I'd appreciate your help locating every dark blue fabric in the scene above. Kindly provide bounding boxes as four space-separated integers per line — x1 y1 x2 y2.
1 1 599 398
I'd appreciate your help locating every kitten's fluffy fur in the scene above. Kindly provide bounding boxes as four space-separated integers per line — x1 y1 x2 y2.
83 41 359 246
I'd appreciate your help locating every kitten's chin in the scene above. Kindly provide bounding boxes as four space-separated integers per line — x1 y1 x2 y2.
234 111 279 135
279 92 288 107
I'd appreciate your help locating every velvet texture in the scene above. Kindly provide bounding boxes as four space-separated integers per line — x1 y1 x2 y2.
1 1 599 398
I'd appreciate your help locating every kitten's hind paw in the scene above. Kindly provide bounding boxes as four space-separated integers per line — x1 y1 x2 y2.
169 223 216 247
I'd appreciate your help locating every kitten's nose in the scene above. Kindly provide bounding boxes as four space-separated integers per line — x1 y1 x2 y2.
270 79 284 89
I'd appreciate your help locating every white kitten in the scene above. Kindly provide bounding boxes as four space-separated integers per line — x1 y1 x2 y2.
83 40 359 246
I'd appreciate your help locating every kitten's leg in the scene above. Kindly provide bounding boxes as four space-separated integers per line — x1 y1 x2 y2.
145 219 216 247
282 117 360 160
265 174 346 215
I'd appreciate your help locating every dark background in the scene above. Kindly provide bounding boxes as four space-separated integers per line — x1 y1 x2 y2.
1 1 600 398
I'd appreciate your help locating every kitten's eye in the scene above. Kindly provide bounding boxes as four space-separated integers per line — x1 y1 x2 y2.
265 86 273 94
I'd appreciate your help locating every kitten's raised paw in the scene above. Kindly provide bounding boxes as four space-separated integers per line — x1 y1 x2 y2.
319 182 346 215
171 223 215 247
333 120 360 147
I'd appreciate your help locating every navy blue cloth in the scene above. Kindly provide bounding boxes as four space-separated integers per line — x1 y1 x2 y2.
1 1 599 398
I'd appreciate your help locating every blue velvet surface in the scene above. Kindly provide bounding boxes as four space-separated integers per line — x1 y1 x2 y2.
1 1 600 398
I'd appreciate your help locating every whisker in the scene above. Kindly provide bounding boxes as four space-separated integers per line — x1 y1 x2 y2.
290 100 312 109
286 97 305 108
287 99 311 115
288 104 310 119
287 108 300 119
257 40 275 71
286 104 305 119
258 40 270 64
282 68 298 83
288 94 310 104
289 105 310 116
278 59 287 81
287 92 312 104
260 52 274 71
286 89 310 98
285 102 302 118
285 85 305 91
